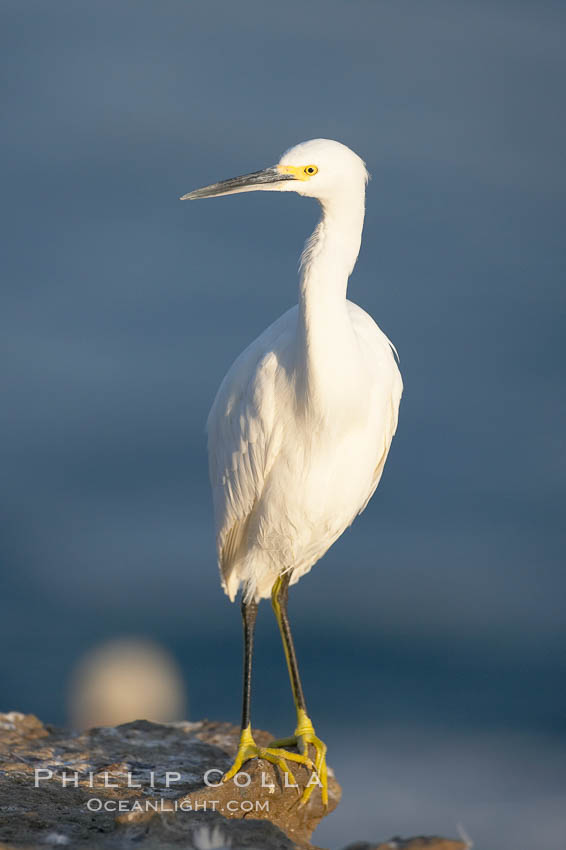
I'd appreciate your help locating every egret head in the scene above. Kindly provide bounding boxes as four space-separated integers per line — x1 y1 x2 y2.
180 139 369 204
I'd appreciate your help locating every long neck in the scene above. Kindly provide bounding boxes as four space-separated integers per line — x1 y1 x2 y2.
296 190 366 412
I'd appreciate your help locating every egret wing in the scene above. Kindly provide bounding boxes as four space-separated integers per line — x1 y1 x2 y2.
206 310 292 600
346 301 403 514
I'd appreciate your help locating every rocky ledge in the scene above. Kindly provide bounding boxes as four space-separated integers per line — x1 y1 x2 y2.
0 712 469 850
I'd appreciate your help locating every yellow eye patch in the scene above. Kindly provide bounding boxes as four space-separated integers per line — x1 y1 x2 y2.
278 164 318 181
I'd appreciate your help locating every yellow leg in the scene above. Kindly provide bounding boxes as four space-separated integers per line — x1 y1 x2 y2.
223 598 314 789
222 723 314 787
269 708 328 805
269 574 329 806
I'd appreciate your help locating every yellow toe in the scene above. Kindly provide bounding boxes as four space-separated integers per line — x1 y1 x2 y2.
269 711 329 806
223 725 312 789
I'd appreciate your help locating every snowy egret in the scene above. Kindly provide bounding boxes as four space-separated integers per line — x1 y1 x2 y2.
181 139 403 805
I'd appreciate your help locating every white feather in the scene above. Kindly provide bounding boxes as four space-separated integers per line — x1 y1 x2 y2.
201 139 402 602
208 303 401 602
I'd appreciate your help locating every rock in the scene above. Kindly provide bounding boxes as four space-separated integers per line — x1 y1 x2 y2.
342 839 470 850
0 712 338 849
0 712 471 850
114 719 341 848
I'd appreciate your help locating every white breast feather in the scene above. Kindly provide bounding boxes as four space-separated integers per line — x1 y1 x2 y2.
207 302 402 602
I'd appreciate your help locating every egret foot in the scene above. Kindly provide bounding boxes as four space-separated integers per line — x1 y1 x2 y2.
268 709 328 806
223 724 314 789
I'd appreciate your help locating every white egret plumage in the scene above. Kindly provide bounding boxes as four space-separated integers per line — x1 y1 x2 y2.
181 139 403 805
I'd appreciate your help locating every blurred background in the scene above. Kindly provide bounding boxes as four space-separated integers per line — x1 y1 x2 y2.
1 1 565 848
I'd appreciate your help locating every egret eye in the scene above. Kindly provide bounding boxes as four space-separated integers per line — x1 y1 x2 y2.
304 165 318 176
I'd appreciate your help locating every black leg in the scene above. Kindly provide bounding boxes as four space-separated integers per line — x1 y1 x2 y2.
241 597 258 730
271 573 306 713
223 593 314 788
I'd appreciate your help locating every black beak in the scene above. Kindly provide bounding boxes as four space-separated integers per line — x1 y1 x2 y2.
180 166 296 200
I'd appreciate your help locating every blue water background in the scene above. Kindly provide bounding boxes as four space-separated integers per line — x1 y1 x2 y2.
1 2 565 847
